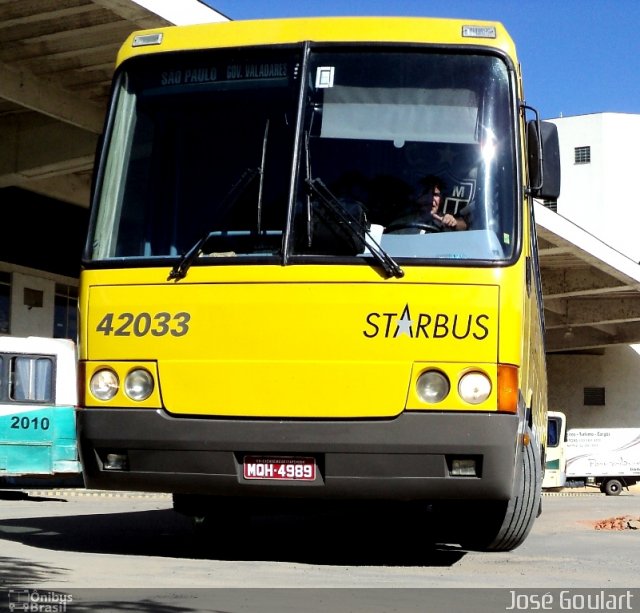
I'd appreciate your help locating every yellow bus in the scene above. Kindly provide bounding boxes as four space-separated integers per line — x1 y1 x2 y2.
78 17 560 551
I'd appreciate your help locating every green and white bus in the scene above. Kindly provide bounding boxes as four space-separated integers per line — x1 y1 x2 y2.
0 336 80 480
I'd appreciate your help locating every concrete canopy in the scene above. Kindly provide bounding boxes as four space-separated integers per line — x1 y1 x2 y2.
2 2 639 354
0 0 226 206
536 202 640 353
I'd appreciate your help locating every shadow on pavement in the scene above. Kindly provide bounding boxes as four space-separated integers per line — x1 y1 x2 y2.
0 498 465 569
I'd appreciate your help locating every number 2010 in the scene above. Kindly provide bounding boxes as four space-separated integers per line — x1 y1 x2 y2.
11 416 50 430
96 312 190 337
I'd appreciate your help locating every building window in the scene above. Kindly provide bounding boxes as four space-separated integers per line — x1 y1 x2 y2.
584 386 605 406
574 146 591 164
54 283 78 340
0 271 10 334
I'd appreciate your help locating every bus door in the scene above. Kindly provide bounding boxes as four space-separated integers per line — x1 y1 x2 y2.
542 410 567 488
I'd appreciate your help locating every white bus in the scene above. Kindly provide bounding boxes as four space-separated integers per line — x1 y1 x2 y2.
543 411 640 495
0 336 80 479
542 410 567 489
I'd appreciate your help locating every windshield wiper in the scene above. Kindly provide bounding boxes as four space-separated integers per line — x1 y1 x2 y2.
168 167 260 281
306 177 404 279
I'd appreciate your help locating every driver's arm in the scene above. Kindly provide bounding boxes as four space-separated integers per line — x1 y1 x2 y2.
437 212 468 231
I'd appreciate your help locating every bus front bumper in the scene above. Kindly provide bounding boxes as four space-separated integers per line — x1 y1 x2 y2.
77 409 520 501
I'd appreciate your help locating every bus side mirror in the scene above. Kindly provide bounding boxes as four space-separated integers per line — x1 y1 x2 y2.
527 120 561 200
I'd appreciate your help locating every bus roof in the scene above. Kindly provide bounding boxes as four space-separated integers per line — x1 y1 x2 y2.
116 16 516 67
0 336 75 356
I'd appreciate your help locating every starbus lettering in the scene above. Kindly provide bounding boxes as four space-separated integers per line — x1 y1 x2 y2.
363 304 490 340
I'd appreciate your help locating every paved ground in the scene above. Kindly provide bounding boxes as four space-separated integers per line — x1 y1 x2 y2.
1 485 640 610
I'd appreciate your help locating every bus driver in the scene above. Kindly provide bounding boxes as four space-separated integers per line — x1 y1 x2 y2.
387 175 468 233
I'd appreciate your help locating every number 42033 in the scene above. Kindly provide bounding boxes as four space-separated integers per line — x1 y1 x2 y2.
95 312 190 337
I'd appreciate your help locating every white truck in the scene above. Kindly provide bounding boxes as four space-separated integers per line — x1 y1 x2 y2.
542 411 640 495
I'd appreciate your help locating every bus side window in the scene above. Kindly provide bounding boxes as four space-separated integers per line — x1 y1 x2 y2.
10 356 54 403
547 418 560 447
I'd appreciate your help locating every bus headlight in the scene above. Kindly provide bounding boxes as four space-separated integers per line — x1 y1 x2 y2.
124 369 154 401
459 371 492 404
90 369 119 401
416 370 450 403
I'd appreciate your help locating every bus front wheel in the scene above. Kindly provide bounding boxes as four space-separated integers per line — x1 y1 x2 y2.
460 428 542 552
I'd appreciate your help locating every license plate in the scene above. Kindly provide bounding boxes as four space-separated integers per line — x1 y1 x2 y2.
243 455 316 481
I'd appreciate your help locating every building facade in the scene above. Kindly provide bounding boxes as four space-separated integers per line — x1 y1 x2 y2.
549 113 640 262
0 188 86 341
547 113 640 429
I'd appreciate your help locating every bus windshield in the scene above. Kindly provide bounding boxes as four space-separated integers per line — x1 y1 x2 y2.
90 46 517 266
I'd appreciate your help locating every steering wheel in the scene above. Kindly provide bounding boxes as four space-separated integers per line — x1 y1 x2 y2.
384 222 441 234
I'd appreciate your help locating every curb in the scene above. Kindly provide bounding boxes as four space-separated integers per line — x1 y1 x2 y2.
13 488 637 500
543 487 639 497
21 489 172 500
543 490 599 497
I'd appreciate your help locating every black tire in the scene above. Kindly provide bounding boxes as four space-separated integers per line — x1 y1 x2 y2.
461 428 542 551
602 479 623 496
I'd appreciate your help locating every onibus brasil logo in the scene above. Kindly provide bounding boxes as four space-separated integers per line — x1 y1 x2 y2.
8 589 72 612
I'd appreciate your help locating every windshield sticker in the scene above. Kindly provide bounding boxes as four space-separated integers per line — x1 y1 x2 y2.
315 66 335 89
363 304 490 340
